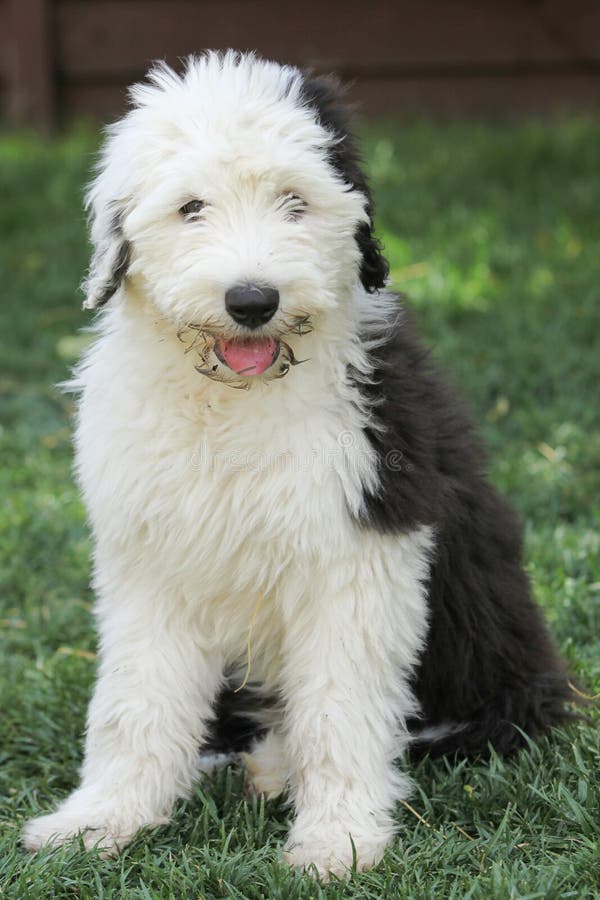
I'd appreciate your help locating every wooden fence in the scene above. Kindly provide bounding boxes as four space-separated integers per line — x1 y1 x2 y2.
1 0 599 128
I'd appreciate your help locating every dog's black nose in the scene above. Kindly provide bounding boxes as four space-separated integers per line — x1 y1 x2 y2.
225 284 279 329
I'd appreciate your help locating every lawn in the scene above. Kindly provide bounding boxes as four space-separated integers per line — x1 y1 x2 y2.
0 120 599 899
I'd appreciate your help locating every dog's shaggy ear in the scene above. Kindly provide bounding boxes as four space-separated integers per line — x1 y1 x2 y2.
299 74 389 293
81 211 131 310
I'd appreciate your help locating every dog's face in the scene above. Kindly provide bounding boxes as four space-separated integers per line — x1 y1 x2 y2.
84 53 388 384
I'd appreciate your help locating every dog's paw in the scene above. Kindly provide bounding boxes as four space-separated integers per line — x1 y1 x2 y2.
240 731 288 800
283 823 391 880
197 750 238 776
22 791 168 856
23 812 130 854
240 751 287 800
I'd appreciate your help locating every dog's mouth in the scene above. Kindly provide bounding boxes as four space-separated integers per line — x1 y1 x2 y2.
213 337 280 376
178 315 311 388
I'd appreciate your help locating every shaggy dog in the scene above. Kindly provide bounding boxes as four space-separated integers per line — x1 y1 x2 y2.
23 52 575 878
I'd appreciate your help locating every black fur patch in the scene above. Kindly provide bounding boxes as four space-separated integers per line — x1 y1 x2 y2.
298 75 389 293
204 685 268 754
95 237 131 308
351 310 578 757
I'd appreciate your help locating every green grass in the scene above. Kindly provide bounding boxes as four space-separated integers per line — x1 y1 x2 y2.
1 120 599 899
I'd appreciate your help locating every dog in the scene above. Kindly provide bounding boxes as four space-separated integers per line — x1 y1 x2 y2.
23 51 576 879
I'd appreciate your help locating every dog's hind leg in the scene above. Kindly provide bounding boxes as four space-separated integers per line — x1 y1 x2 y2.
23 570 222 854
241 729 288 799
409 674 578 760
199 681 285 793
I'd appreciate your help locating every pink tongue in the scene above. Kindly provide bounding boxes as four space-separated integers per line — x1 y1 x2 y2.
216 338 278 376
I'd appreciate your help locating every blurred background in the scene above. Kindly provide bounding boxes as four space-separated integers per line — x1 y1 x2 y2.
1 3 599 897
2 0 600 127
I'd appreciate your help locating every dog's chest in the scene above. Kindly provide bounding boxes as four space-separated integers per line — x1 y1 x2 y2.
180 388 372 552
79 364 374 597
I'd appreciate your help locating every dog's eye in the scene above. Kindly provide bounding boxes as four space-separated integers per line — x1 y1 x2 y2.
179 200 205 219
279 193 307 221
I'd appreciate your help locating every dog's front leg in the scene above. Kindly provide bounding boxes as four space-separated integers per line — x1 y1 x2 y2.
23 578 221 854
280 531 431 879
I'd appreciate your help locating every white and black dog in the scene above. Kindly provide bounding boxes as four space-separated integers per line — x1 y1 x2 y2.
23 52 576 878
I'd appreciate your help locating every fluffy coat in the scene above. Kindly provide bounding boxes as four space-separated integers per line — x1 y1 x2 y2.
23 52 575 879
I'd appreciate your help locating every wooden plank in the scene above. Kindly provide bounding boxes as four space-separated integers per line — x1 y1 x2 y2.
57 81 129 125
59 72 600 124
0 1 8 119
55 0 600 80
0 1 8 72
350 73 600 118
6 0 54 127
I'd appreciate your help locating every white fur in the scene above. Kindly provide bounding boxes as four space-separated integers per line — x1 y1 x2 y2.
23 52 434 879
